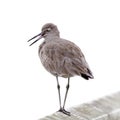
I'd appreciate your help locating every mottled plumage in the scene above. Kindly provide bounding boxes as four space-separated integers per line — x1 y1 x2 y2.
39 38 93 79
28 23 94 116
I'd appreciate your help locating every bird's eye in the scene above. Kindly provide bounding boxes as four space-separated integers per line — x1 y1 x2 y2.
46 28 51 32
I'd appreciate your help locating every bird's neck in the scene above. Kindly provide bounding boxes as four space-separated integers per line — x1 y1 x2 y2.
44 34 60 41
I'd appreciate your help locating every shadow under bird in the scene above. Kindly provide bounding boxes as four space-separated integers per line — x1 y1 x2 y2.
28 23 94 116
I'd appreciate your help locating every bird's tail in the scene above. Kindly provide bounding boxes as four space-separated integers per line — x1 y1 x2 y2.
81 68 94 80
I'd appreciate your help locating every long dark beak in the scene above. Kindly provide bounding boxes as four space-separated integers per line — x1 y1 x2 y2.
27 33 42 46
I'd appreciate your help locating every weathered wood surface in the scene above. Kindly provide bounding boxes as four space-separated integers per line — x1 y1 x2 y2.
39 92 120 120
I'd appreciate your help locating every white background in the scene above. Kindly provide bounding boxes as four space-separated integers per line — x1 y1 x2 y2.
0 0 120 120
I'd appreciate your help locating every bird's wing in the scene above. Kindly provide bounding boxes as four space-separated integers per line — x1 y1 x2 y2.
44 39 93 78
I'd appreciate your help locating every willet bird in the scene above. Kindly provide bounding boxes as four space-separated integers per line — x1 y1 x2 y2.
28 23 94 116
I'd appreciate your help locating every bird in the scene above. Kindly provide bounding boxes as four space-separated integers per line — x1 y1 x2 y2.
28 23 94 116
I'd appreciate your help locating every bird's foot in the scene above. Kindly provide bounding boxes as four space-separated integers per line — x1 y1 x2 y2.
58 108 71 116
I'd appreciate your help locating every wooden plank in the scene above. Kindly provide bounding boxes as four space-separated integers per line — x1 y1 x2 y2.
39 92 120 120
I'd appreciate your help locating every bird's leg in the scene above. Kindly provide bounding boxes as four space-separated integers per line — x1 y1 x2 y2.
62 77 71 116
56 76 71 116
56 76 62 111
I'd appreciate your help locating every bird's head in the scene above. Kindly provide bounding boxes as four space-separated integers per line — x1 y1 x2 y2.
28 23 60 46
